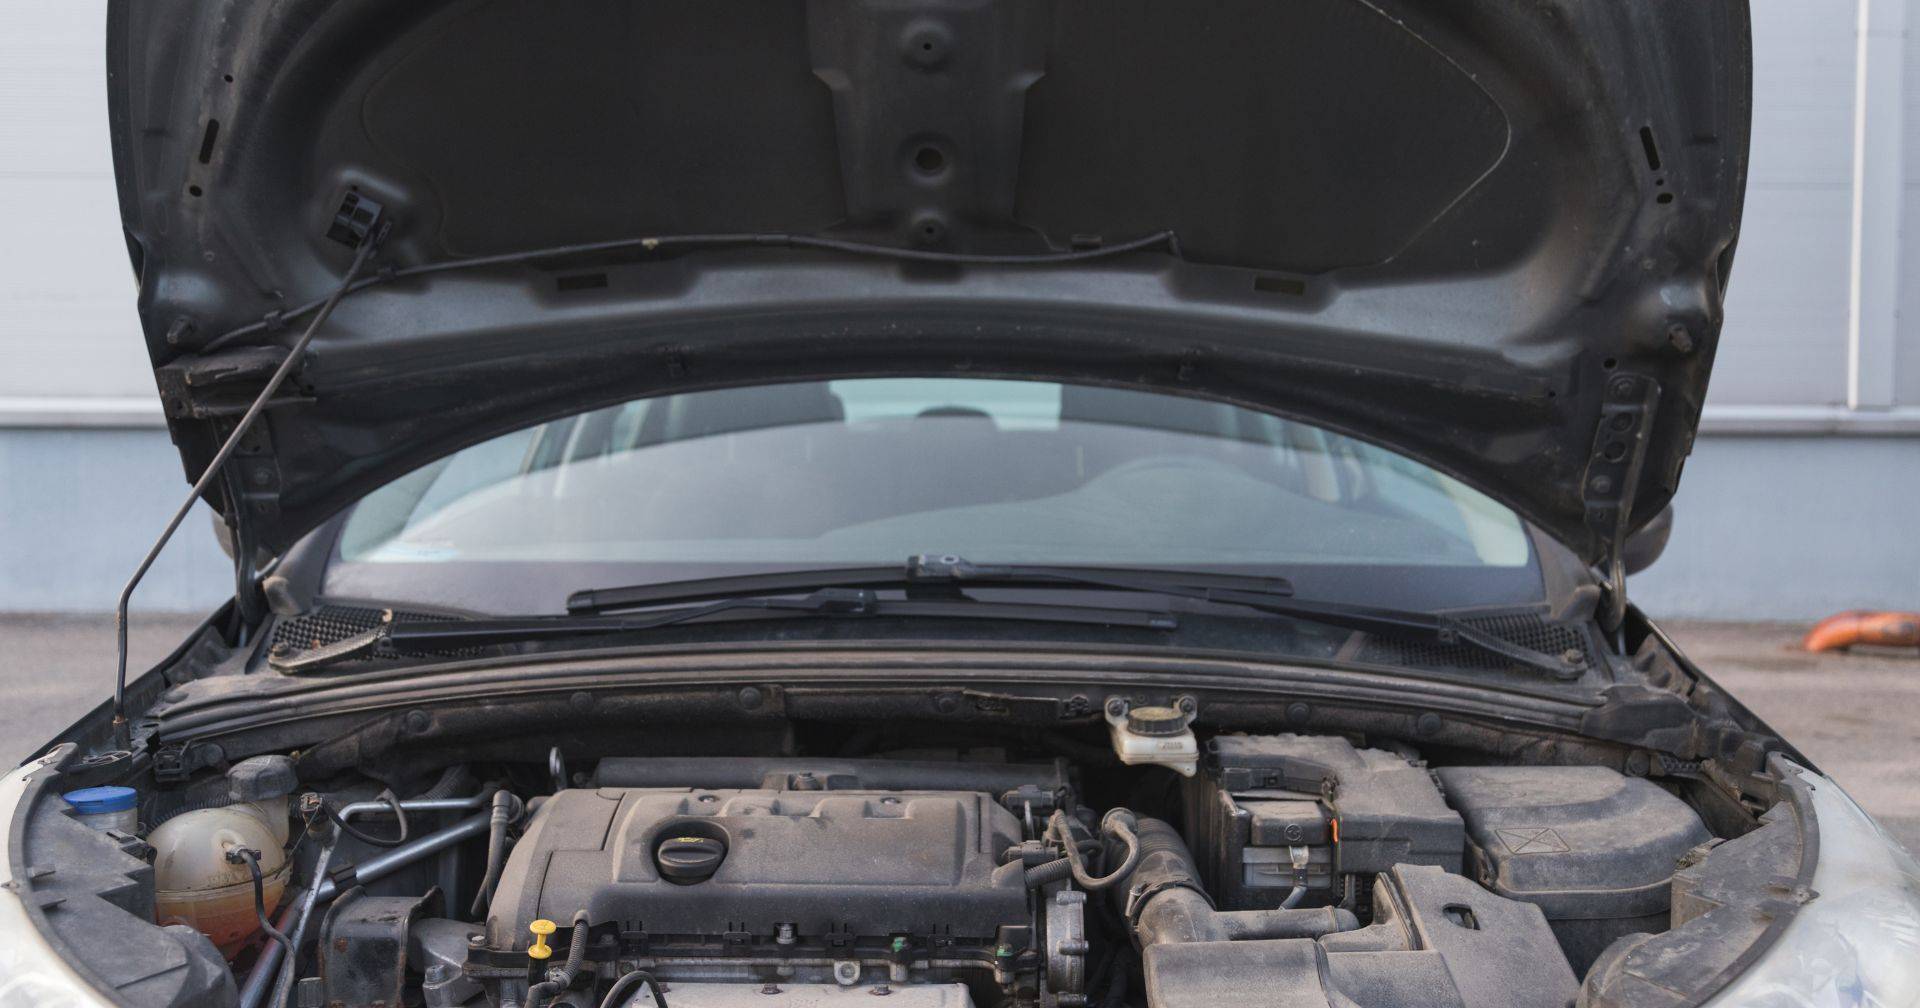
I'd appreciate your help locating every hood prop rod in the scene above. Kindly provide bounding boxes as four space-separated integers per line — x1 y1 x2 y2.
111 230 384 749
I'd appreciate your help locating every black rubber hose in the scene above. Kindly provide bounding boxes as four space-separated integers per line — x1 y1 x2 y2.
326 790 409 847
1046 809 1141 891
1114 816 1357 947
526 978 562 1008
231 849 294 958
599 970 670 1008
1025 857 1075 888
469 790 526 917
418 764 472 799
1212 905 1360 941
526 911 592 1008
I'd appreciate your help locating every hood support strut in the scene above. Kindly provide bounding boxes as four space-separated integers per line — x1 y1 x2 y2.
110 227 386 748
1583 371 1661 636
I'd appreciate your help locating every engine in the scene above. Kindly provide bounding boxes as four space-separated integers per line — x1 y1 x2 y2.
73 731 1724 1008
458 758 1076 1006
389 740 1707 1008
483 786 1037 1000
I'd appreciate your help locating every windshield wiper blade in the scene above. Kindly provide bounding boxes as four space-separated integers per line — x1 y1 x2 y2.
565 555 1582 680
270 588 1177 672
1203 594 1589 681
565 555 1293 615
913 556 1585 680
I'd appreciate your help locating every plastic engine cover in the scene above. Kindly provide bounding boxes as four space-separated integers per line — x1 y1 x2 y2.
485 788 1028 945
1143 864 1577 1008
1192 734 1464 909
1433 766 1712 973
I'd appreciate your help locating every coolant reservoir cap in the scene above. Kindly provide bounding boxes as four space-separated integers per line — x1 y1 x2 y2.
63 786 137 814
1125 706 1188 737
656 834 727 883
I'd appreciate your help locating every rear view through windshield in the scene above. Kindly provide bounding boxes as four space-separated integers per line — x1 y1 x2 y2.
339 378 1530 570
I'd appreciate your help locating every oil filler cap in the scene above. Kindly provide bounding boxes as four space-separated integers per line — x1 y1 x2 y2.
1125 706 1188 737
656 835 726 884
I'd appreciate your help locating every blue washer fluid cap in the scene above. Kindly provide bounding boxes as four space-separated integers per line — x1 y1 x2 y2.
64 785 137 815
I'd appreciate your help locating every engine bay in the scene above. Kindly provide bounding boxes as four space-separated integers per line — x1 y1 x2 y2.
11 683 1788 1008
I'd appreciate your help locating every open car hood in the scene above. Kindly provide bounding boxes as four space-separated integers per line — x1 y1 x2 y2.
108 0 1749 565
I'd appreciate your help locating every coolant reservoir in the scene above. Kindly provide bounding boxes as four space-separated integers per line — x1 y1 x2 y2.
149 800 289 956
1105 701 1199 776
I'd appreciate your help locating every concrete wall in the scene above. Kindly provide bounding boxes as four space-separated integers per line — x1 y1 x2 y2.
1633 437 1920 620
0 430 229 613
1 1 1916 617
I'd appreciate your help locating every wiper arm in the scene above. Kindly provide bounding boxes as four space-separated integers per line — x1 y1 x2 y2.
913 556 1585 680
565 555 1293 615
270 588 1177 673
567 555 1583 680
1201 594 1589 681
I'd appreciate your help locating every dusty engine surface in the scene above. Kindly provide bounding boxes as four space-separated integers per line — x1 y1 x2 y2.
278 744 1719 1008
464 764 1067 1006
488 787 1030 942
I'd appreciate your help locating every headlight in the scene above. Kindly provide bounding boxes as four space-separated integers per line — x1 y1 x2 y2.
0 752 116 1008
0 894 116 1008
1709 765 1920 1007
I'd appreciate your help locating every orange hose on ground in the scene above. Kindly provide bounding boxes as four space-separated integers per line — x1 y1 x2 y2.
1801 611 1920 653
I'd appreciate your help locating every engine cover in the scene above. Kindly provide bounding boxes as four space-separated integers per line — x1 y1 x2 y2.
486 787 1030 945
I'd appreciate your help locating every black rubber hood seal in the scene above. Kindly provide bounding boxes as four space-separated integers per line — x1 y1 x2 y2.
107 0 1750 563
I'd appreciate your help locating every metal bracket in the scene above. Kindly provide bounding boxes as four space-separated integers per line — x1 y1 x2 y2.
1582 372 1661 633
317 886 442 1008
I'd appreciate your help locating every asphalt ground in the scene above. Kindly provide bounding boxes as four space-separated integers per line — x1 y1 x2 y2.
4 614 1915 852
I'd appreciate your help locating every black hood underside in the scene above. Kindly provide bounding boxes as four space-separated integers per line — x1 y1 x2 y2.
108 0 1750 563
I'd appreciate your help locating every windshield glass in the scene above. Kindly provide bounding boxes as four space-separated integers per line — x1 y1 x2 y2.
330 379 1535 609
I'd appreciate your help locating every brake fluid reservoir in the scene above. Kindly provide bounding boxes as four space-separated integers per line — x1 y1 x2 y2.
149 802 289 956
1106 700 1199 776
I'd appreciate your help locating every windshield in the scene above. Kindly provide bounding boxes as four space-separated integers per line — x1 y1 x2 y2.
329 379 1536 610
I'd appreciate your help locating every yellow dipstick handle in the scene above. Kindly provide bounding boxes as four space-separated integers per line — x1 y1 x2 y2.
528 918 557 960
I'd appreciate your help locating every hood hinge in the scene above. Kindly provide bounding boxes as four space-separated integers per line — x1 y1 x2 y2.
1582 371 1660 634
